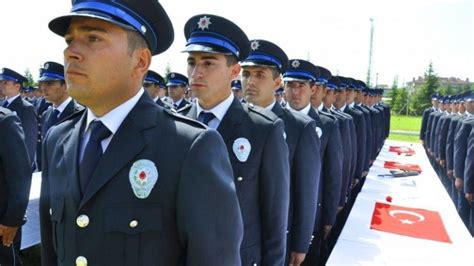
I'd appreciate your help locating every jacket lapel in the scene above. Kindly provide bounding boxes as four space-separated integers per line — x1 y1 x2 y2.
62 111 86 207
217 98 244 143
79 95 157 208
271 102 284 118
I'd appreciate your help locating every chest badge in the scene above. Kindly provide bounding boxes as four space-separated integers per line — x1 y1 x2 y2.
233 138 252 162
129 159 158 199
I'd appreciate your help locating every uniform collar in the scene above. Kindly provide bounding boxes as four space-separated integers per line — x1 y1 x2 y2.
54 97 73 114
84 88 144 136
287 102 311 116
196 92 234 123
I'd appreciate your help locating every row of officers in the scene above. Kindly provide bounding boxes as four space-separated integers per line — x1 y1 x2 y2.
420 91 474 236
0 1 390 265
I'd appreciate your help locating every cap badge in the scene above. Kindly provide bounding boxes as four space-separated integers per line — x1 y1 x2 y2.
44 63 49 70
233 137 251 162
315 127 323 138
129 159 158 199
250 40 260 51
197 16 212 31
291 60 300 68
170 73 175 78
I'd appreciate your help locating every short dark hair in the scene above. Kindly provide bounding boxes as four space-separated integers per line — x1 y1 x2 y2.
225 54 238 67
126 30 148 55
270 68 280 80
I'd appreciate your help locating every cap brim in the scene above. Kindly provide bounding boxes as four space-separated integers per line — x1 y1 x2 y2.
283 77 311 82
49 12 136 37
240 61 278 69
38 77 62 82
182 44 232 55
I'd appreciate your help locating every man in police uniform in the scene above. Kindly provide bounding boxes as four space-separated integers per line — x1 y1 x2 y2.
165 72 190 110
178 15 290 265
282 59 343 266
231 79 245 102
40 1 243 265
37 61 84 171
240 39 321 265
420 94 439 147
143 70 167 107
0 68 38 167
0 107 32 265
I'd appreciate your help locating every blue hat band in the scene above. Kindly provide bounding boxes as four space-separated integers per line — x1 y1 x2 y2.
246 53 282 70
72 2 157 51
144 78 161 84
326 83 338 89
0 74 19 82
188 31 239 57
317 77 328 84
41 72 64 80
283 71 317 81
167 79 187 86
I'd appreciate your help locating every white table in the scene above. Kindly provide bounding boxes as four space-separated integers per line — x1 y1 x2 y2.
327 140 474 265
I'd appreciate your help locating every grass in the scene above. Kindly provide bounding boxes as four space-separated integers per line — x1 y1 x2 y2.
388 114 422 143
390 115 422 132
388 133 420 143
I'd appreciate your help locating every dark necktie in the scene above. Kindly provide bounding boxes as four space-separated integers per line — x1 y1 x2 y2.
173 103 179 109
79 120 111 193
2 101 9 108
198 112 216 126
49 109 61 126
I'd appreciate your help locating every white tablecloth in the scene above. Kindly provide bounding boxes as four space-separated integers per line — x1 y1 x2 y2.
327 140 474 265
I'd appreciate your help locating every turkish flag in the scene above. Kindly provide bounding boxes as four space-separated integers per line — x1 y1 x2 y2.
389 146 415 156
370 202 452 243
384 161 422 173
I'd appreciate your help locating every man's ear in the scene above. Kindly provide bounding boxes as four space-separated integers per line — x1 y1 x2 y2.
133 48 152 79
230 63 241 80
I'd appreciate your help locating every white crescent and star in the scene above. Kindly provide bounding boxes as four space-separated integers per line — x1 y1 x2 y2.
389 209 425 225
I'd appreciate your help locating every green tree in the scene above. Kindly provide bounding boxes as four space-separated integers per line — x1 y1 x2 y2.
461 83 472 93
23 68 36 87
410 62 439 114
163 63 172 78
393 88 408 114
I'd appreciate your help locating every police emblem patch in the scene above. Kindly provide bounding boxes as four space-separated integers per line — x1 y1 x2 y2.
129 159 158 199
291 60 300 68
197 16 212 30
233 138 251 162
315 127 323 138
250 40 260 51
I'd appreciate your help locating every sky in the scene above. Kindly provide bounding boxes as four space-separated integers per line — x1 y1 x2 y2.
1 0 473 87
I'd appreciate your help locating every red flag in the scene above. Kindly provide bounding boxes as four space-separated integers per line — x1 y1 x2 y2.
370 202 452 243
384 161 422 173
389 146 415 156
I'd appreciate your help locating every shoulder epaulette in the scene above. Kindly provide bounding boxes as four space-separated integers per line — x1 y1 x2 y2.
245 102 278 121
163 108 206 129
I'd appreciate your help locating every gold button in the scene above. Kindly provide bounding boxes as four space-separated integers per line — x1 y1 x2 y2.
76 256 87 266
129 220 138 228
237 177 243 182
76 214 90 228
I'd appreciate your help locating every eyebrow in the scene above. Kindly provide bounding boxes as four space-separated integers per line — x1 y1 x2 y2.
65 25 108 35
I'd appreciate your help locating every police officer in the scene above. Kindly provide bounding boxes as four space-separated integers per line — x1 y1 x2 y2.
178 15 290 265
455 91 474 233
40 1 243 265
464 114 474 235
0 107 32 265
240 39 321 265
165 72 190 110
231 79 245 102
37 61 84 171
282 59 343 266
275 87 286 107
0 68 38 167
421 94 439 147
143 70 167 107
